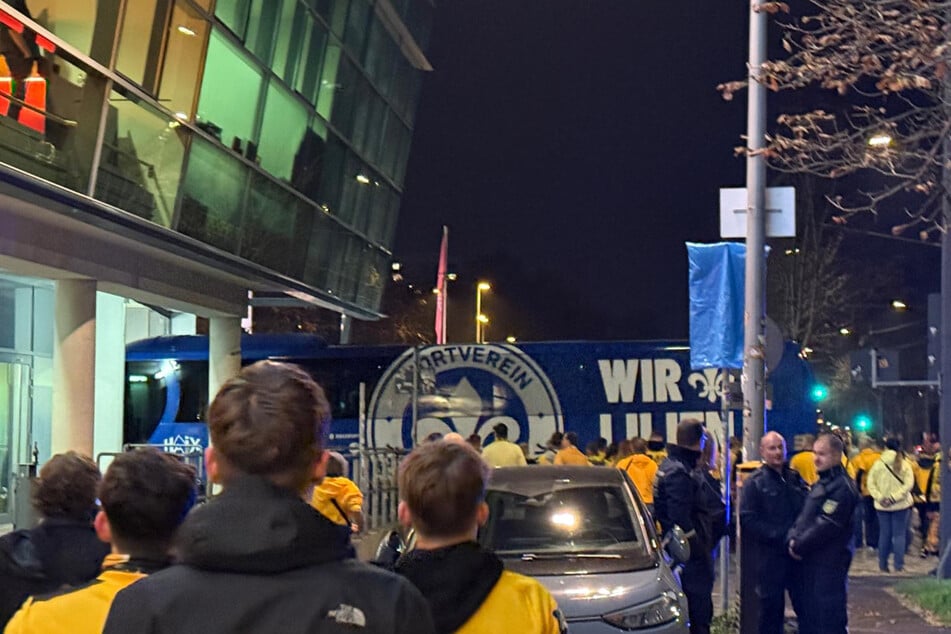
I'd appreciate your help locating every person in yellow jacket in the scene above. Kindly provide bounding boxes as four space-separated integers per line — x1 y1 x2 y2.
789 434 818 485
867 438 915 572
310 451 365 533
912 435 942 556
394 440 566 634
554 432 590 466
646 432 668 465
5 449 196 634
848 437 883 550
616 438 658 510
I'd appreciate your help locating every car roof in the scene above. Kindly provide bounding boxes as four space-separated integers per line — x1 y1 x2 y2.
488 465 627 488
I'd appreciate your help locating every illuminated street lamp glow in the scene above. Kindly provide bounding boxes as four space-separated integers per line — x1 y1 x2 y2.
506 336 517 343
475 282 492 343
868 133 892 147
478 282 491 291
891 300 908 310
477 313 489 324
839 327 851 336
355 174 371 184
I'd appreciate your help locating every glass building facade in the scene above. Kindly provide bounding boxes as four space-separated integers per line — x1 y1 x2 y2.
0 0 433 314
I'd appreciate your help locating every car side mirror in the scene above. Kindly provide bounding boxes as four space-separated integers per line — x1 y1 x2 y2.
665 525 691 564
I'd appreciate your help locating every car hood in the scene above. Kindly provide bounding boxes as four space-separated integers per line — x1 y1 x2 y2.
523 565 682 620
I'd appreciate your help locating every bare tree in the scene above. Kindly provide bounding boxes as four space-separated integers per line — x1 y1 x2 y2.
719 0 951 238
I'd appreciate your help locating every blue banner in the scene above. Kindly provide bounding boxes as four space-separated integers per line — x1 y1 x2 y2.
686 242 746 370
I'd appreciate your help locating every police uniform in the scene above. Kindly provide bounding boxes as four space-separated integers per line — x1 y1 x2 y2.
739 464 808 634
786 464 859 634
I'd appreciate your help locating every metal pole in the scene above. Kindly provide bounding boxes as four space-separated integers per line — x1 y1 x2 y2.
938 203 951 577
719 370 731 614
742 0 767 463
475 287 482 342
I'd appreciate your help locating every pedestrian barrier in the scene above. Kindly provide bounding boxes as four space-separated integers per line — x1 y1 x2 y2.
347 446 406 530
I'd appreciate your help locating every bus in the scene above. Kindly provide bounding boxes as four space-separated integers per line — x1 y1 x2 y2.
125 335 818 457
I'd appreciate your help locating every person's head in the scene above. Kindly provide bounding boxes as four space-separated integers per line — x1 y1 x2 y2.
95 449 196 556
398 441 490 544
548 431 564 450
585 440 601 457
885 437 902 453
425 432 443 443
760 431 787 470
442 432 466 446
466 433 482 452
206 361 331 494
597 437 608 452
325 452 347 477
492 423 509 441
859 435 874 451
676 419 705 451
729 436 742 452
563 432 579 449
34 451 101 521
813 433 844 473
630 438 648 455
647 431 666 452
800 434 816 451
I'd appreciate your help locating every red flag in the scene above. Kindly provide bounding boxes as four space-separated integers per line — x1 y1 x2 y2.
434 226 448 344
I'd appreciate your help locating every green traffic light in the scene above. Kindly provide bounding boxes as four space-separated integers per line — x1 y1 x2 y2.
854 414 872 431
810 384 829 402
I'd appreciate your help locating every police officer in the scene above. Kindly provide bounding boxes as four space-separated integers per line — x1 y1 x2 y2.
655 419 715 634
786 433 859 634
740 431 808 634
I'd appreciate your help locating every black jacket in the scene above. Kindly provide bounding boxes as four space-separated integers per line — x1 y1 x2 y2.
394 542 503 634
786 465 859 559
0 518 109 629
740 464 808 549
102 476 435 634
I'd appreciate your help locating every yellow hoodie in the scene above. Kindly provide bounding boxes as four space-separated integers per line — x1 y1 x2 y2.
310 476 363 525
616 454 658 504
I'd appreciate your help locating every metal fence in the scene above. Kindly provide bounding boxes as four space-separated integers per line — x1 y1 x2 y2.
97 443 206 491
347 447 406 530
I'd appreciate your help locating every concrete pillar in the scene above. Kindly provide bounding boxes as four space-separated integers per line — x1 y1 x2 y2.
209 317 242 405
94 292 125 459
339 314 351 344
51 280 97 456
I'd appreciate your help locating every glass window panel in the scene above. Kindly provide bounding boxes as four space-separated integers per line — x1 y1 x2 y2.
95 89 186 227
196 28 263 150
349 79 372 155
115 0 159 85
272 0 308 84
330 57 358 139
177 137 247 252
316 43 342 121
289 119 328 203
240 173 311 276
258 80 309 182
294 20 327 104
159 1 208 120
25 1 97 62
245 0 281 63
342 0 371 59
317 135 347 214
315 0 349 37
362 94 386 165
395 126 412 185
214 0 250 38
379 109 402 179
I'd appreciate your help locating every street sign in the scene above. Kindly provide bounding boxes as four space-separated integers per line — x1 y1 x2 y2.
719 186 796 238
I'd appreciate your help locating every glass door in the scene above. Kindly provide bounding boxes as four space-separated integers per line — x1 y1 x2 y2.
0 355 32 526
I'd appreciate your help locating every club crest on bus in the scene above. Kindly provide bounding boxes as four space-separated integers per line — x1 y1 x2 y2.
367 344 564 449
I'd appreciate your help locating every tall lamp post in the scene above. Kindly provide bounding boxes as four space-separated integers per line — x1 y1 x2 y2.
475 282 491 342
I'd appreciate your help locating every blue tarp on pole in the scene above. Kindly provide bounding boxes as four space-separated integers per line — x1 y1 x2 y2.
687 242 746 370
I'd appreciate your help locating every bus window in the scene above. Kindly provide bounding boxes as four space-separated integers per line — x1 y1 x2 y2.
176 361 209 422
125 361 169 444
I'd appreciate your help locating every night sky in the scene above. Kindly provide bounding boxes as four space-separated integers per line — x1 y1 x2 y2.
394 1 939 343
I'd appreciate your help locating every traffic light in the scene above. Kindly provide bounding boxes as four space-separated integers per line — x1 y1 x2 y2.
854 414 873 432
810 384 829 402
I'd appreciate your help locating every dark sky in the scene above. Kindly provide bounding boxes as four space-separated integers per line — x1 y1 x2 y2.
394 1 939 342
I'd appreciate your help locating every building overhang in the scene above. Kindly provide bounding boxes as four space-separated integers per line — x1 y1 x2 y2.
0 163 384 320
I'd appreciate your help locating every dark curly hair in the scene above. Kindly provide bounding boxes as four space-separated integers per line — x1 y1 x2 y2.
33 451 101 521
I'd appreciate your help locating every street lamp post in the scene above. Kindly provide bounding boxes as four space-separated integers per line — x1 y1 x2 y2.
475 282 491 343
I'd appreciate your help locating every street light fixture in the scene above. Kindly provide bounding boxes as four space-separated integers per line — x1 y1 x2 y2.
477 314 489 343
506 335 517 344
475 282 491 342
868 133 893 147
891 300 908 310
839 327 851 336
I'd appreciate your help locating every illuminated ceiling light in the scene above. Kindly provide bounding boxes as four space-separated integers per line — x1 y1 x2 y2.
868 133 892 147
355 174 371 185
177 25 197 36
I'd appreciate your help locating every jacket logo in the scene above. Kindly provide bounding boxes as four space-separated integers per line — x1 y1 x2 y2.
327 604 366 627
822 499 838 515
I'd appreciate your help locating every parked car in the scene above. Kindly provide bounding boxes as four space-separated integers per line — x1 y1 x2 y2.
478 466 689 633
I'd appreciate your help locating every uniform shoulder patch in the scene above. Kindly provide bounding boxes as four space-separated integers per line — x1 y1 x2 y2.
822 499 839 515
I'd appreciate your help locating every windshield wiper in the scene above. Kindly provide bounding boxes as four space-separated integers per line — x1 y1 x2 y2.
520 553 623 561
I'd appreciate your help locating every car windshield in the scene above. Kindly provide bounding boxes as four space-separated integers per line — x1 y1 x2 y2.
480 483 648 557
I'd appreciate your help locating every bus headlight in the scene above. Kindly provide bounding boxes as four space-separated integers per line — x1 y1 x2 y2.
602 591 683 630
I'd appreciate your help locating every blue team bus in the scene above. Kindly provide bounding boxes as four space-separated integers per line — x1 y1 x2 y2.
125 335 818 457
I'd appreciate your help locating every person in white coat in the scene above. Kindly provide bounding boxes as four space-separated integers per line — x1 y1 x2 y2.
866 437 915 572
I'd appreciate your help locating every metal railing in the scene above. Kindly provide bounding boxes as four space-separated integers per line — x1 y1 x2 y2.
348 446 406 530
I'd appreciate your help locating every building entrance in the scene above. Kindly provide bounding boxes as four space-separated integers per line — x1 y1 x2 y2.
0 356 32 526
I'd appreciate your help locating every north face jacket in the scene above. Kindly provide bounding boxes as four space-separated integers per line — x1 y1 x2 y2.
102 475 435 634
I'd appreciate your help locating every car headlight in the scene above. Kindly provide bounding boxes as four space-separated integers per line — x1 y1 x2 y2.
602 591 684 630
